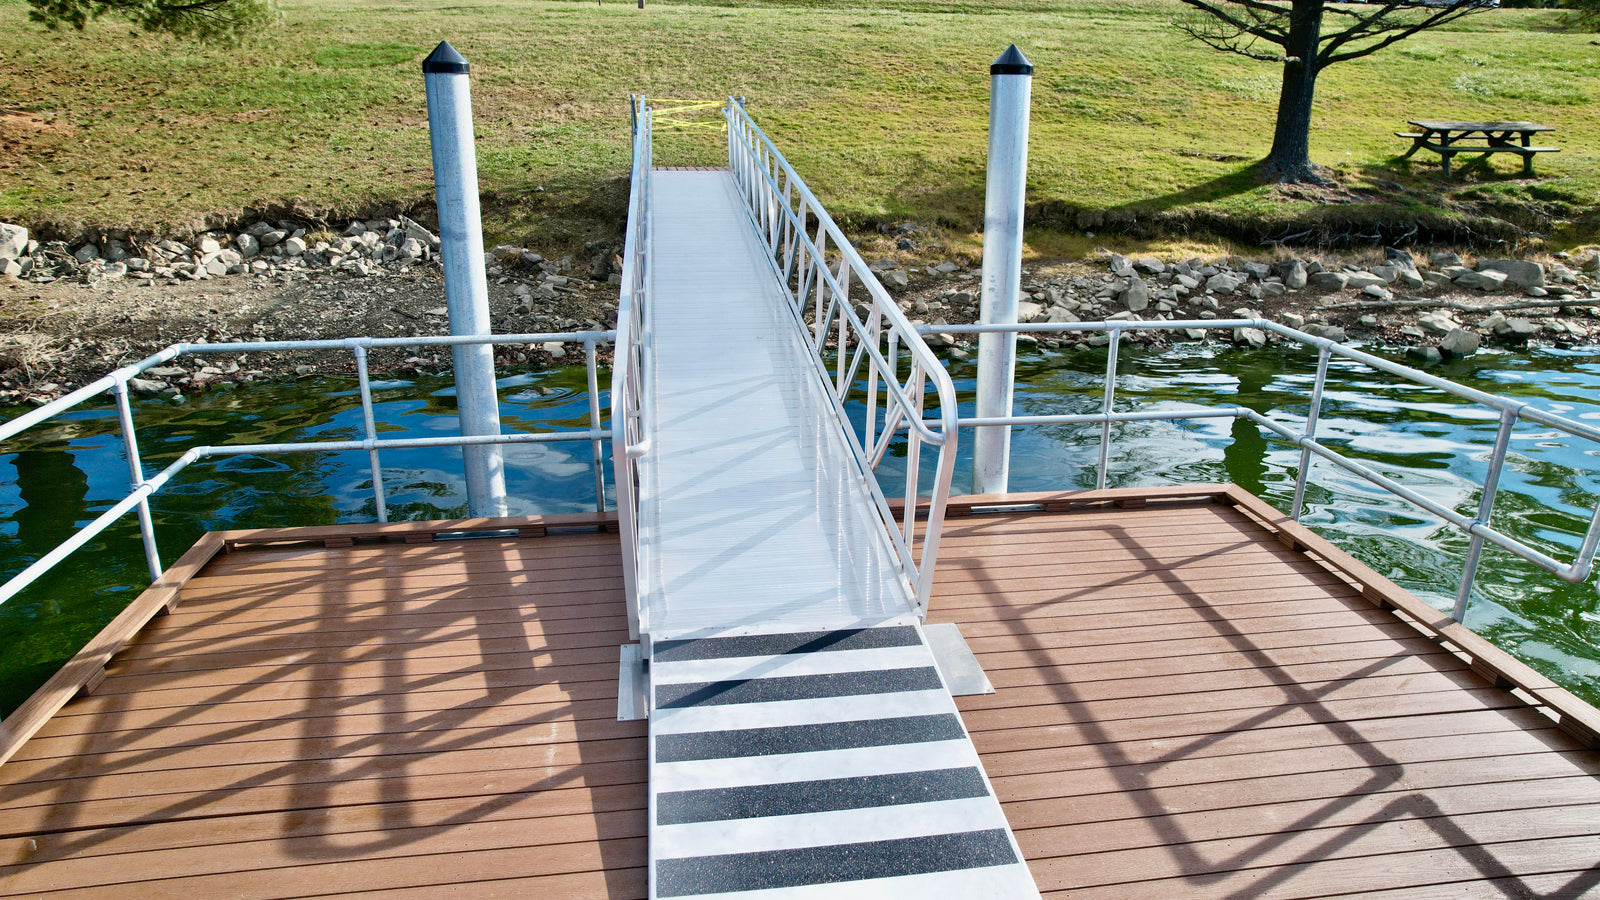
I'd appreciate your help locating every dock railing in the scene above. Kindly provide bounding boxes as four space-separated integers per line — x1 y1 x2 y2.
0 331 616 614
612 95 653 640
725 99 960 617
923 318 1600 620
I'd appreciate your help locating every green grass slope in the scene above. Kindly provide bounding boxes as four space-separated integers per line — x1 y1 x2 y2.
1 0 1595 248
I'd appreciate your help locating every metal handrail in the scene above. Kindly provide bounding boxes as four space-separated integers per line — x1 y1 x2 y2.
0 330 617 611
724 100 959 617
611 94 653 639
921 318 1600 619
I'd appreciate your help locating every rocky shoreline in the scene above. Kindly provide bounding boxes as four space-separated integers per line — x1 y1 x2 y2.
2 216 1598 408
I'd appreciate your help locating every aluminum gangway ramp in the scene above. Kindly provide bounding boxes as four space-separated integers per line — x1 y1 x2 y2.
638 169 1039 898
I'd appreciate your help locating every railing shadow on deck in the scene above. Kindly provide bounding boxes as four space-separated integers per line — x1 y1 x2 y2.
931 502 1600 897
0 528 646 896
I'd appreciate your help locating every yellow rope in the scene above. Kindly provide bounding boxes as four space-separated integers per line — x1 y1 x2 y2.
647 98 728 133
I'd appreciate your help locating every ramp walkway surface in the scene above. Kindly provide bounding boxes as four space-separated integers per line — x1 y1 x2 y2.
636 169 1040 898
638 169 913 637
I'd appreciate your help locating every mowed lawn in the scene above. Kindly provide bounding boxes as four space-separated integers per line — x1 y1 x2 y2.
0 0 1595 245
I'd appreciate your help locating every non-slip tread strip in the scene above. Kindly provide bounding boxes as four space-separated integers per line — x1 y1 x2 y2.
655 827 1019 897
655 666 944 709
657 766 990 825
655 713 967 763
653 626 922 662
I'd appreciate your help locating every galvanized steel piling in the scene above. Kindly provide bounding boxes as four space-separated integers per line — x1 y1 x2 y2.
423 41 508 517
974 45 1033 495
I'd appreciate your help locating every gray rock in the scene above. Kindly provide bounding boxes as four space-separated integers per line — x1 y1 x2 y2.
102 261 128 280
1345 272 1388 290
128 377 169 396
0 223 27 261
1362 285 1393 301
236 233 260 258
399 237 425 261
542 341 567 359
1455 269 1509 291
1400 326 1427 340
881 269 910 289
1493 317 1540 340
147 365 187 378
1396 268 1426 289
1174 273 1200 291
73 244 101 264
1 259 23 277
283 237 307 257
1279 259 1308 290
1182 328 1207 341
1260 282 1287 298
258 229 287 248
1206 272 1243 295
1477 259 1544 289
401 216 440 250
1280 312 1305 329
1430 251 1463 268
1359 314 1380 328
934 261 960 274
1122 279 1151 312
1525 286 1549 298
1309 272 1349 292
204 257 229 277
1232 327 1268 349
1405 345 1443 365
1134 257 1165 275
1418 312 1458 336
1439 328 1481 358
1109 254 1135 278
1016 300 1045 322
1368 265 1400 284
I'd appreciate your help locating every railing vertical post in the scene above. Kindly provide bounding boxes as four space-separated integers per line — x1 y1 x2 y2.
1291 347 1332 521
423 40 508 518
1096 328 1122 491
111 381 163 582
585 338 607 513
352 345 390 523
973 44 1033 496
1453 408 1519 621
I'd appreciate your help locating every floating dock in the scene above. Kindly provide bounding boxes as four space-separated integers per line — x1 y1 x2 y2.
2 488 1597 897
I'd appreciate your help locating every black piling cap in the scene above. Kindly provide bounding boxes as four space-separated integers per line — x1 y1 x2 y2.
990 44 1033 76
423 41 470 75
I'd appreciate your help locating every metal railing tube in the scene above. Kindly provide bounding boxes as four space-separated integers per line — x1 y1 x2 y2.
0 448 201 609
1096 328 1122 491
0 345 184 445
352 344 390 524
112 381 163 581
1291 347 1333 521
584 338 607 513
1453 408 1520 620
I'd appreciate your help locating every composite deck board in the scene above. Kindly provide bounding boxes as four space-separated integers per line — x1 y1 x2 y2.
2 496 1597 897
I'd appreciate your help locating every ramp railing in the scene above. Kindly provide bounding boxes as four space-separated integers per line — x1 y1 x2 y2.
724 100 959 617
612 95 654 640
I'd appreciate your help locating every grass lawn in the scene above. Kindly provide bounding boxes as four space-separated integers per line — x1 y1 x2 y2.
0 0 1595 250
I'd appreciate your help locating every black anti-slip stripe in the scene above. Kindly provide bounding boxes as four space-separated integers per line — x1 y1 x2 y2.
655 828 1018 897
657 766 990 825
656 713 966 763
655 666 944 709
653 626 921 662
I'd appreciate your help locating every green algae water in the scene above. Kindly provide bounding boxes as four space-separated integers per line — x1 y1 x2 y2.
2 343 1599 717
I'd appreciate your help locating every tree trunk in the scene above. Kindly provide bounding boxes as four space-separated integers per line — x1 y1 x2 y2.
1264 0 1326 182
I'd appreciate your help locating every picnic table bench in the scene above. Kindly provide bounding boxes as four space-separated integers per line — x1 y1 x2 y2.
1396 120 1558 177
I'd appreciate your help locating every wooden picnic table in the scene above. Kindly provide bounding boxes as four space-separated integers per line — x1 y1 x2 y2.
1396 120 1558 177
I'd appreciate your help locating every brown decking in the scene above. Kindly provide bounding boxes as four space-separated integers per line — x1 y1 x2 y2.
2 489 1598 898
